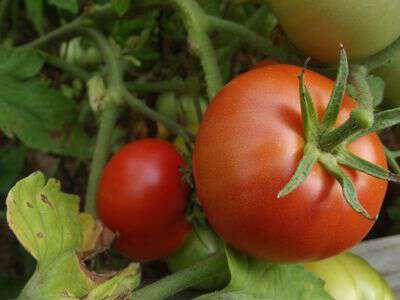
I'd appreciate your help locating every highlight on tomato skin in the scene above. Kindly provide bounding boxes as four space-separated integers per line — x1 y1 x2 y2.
193 64 387 263
96 138 191 261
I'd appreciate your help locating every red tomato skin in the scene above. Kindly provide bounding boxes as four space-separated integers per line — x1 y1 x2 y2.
193 65 387 263
116 220 191 262
97 138 190 261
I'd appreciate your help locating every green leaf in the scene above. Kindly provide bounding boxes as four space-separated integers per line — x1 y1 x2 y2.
111 0 131 16
6 172 141 299
7 172 93 298
0 48 44 79
24 0 44 35
0 145 26 194
0 75 92 158
48 0 78 14
196 247 333 300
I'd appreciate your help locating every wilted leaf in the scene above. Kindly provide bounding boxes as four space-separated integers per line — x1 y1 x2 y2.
6 172 94 298
85 263 141 300
6 173 141 299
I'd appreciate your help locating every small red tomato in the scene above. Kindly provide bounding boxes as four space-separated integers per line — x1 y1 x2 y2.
97 138 190 261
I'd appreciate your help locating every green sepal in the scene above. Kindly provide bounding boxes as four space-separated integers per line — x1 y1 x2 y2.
319 153 374 220
299 70 319 143
278 144 319 199
320 46 349 133
385 147 400 174
336 150 400 182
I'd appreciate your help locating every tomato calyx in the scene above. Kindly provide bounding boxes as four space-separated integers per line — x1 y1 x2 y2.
278 47 400 220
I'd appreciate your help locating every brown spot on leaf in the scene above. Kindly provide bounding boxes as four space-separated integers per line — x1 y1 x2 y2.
26 202 34 208
40 194 53 207
36 232 44 238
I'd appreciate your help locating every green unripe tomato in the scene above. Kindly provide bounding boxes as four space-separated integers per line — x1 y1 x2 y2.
373 51 400 107
305 253 394 300
155 92 207 126
166 226 228 290
60 38 102 69
267 0 400 63
155 92 178 120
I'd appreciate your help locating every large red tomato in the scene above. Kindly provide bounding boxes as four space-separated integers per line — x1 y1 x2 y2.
193 64 387 263
97 138 190 261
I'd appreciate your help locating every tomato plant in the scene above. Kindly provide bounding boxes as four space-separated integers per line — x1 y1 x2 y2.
97 139 191 261
267 0 400 63
1 1 400 299
305 253 395 300
193 64 388 262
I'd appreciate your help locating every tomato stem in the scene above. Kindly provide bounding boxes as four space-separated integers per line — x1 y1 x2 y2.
131 253 228 300
17 17 93 50
85 104 119 215
319 108 373 151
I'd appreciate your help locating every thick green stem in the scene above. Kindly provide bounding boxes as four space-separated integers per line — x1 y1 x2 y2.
131 253 228 300
81 28 123 95
84 104 119 215
17 17 92 50
143 0 223 98
320 108 373 151
82 29 123 215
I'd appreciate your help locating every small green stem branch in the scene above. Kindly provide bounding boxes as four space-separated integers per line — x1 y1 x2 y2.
125 77 196 94
131 253 228 300
320 108 373 151
17 17 92 50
